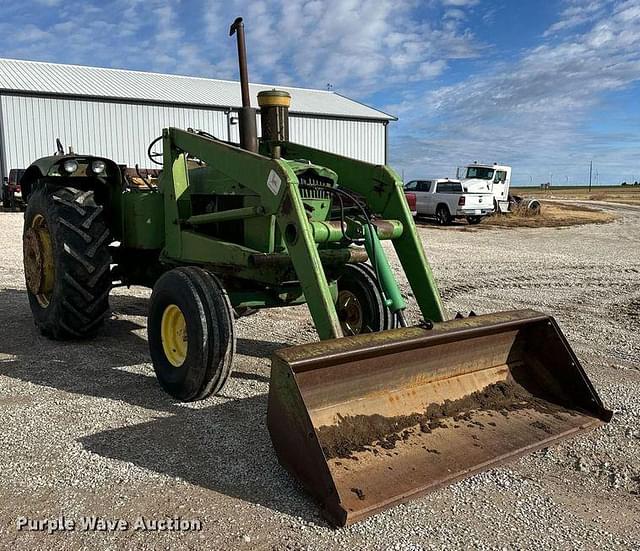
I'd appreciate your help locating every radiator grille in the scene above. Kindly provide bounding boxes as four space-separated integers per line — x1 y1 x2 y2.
297 172 333 199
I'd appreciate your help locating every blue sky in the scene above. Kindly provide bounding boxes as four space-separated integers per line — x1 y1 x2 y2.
1 0 639 185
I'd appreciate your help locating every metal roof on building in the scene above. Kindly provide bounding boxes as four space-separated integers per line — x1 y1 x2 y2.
0 58 395 121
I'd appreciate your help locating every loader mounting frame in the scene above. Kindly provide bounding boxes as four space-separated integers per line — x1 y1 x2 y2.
159 128 444 340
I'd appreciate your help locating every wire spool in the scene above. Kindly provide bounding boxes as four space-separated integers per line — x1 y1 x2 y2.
520 198 541 214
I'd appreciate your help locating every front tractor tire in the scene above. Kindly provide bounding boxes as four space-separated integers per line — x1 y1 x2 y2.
148 267 235 401
23 187 112 339
336 263 396 336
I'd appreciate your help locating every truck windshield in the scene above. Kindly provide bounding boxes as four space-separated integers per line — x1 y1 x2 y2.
466 167 494 180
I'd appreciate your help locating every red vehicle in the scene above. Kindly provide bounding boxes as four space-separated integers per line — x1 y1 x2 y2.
404 191 417 216
3 169 26 209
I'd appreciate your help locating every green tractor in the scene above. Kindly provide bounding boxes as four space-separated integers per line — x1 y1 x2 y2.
21 18 610 527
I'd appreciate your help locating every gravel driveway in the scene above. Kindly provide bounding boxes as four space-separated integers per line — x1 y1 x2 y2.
0 204 638 550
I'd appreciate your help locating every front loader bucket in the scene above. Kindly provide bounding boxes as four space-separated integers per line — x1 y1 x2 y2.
267 310 611 527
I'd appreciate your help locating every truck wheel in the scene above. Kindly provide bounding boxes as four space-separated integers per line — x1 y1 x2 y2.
23 187 111 339
435 205 451 226
336 263 393 335
148 267 235 401
466 216 482 225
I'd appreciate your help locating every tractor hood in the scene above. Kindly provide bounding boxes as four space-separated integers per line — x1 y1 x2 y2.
286 160 338 185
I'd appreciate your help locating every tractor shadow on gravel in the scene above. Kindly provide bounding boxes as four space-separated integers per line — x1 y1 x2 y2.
0 287 285 408
80 394 326 525
1 288 323 523
109 293 151 317
228 329 292 383
0 288 181 413
236 337 289 358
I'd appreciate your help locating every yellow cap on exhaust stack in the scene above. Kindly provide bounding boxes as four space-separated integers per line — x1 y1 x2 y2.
258 90 291 142
257 89 291 107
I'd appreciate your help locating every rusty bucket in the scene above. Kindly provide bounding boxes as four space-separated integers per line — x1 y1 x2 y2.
267 309 611 527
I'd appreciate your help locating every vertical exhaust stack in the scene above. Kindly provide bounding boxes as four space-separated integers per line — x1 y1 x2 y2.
258 89 291 142
229 17 258 153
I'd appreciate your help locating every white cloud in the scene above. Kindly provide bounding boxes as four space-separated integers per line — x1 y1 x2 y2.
13 24 52 43
544 0 610 35
391 0 640 183
5 0 635 183
444 8 467 20
414 59 448 79
196 0 483 94
442 0 479 6
0 0 484 96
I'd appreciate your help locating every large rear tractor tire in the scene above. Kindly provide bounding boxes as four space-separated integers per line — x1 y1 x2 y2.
148 267 235 401
23 187 112 339
336 263 395 336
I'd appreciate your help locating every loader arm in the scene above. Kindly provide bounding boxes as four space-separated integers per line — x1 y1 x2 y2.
161 128 344 339
279 142 445 322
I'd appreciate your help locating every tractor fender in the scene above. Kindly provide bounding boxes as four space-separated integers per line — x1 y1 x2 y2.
22 154 123 201
20 164 45 201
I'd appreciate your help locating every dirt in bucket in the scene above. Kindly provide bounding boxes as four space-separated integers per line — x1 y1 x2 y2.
317 380 573 459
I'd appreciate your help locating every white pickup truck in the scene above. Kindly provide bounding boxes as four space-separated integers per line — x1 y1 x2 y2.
403 178 494 225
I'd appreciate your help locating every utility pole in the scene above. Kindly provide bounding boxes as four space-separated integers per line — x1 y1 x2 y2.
589 161 592 192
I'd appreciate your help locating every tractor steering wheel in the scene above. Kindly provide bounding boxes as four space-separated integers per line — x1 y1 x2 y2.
147 136 163 166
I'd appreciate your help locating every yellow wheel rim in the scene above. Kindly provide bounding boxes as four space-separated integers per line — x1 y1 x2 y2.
161 304 188 367
23 214 55 308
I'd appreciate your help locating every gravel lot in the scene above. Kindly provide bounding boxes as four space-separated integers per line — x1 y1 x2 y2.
0 203 638 550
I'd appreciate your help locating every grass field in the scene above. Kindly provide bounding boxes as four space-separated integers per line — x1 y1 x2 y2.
511 185 640 205
481 201 616 228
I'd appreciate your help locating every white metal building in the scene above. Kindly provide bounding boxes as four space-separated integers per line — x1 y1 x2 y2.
0 59 395 179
